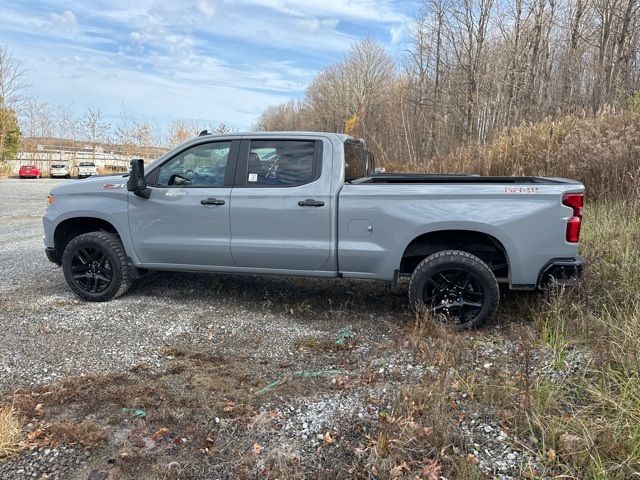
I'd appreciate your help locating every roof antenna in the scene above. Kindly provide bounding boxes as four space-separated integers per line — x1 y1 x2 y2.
199 129 210 136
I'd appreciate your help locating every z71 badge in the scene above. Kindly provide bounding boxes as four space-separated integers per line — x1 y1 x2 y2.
504 186 540 194
101 183 126 190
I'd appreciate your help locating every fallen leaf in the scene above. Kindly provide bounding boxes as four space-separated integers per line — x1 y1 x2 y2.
546 448 556 462
422 460 442 480
34 404 44 413
323 431 335 444
152 427 170 442
391 461 409 478
252 443 263 455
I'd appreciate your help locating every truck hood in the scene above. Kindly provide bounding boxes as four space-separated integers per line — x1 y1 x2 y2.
49 174 129 196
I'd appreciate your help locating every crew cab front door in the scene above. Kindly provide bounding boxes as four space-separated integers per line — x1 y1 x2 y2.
128 140 239 268
229 138 333 272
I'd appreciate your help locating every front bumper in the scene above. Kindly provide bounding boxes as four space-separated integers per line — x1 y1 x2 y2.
537 256 585 289
45 247 59 265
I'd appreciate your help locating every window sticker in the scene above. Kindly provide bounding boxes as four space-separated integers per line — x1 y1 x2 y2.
248 173 258 182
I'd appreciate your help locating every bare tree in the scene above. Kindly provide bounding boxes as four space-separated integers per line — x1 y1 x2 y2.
0 45 27 161
80 106 110 161
165 119 200 148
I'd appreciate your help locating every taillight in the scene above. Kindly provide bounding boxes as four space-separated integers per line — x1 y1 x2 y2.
562 193 584 243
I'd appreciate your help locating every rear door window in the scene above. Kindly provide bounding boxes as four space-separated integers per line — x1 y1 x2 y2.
244 140 319 187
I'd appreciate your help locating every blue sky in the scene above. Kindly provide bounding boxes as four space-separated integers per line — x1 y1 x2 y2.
0 0 414 130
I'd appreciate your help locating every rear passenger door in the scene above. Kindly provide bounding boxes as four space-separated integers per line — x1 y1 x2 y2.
229 138 332 272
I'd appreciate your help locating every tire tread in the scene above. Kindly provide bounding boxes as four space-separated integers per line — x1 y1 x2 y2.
408 249 499 329
62 231 132 301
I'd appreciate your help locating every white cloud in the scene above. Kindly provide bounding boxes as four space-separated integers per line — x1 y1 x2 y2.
50 10 77 29
0 0 409 130
390 24 405 44
294 17 339 33
235 0 406 23
196 0 215 17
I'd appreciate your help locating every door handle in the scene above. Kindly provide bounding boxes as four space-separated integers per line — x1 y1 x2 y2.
201 198 225 206
298 199 325 207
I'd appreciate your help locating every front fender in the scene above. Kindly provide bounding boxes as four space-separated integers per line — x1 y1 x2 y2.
43 190 140 266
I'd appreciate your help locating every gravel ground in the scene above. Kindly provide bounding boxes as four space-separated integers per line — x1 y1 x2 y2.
0 178 401 389
0 178 585 479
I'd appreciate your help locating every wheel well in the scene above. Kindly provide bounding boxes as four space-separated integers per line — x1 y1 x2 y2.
52 217 120 264
400 230 509 280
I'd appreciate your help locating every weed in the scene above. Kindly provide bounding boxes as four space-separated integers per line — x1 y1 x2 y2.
0 406 22 459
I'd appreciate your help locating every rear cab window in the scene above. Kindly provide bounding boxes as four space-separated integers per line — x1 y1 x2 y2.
344 140 375 181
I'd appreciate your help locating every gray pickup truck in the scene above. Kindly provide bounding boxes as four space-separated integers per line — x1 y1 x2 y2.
43 132 584 328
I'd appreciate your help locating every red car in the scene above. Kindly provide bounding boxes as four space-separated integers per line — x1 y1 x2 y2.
19 165 42 178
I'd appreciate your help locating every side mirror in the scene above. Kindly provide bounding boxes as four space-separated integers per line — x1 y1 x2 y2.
127 159 151 198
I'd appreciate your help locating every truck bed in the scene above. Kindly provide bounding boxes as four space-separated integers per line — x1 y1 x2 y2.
356 174 578 185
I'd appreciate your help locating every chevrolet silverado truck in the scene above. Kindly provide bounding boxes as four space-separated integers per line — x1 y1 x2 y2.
43 132 584 328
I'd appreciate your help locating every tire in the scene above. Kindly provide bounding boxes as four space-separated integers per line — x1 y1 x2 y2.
65 174 70 179
62 231 132 301
408 250 499 329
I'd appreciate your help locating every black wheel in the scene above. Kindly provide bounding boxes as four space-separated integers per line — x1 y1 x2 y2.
408 250 499 329
62 231 132 301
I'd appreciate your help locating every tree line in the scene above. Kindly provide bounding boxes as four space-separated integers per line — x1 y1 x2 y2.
256 0 640 167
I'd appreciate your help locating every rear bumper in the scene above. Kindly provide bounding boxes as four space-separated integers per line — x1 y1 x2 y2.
537 256 585 289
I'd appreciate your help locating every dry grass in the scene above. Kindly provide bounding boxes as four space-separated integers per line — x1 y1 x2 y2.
97 166 127 175
0 406 22 459
27 421 107 448
519 200 640 479
0 163 13 178
434 200 640 479
386 111 640 201
379 200 639 479
385 115 640 478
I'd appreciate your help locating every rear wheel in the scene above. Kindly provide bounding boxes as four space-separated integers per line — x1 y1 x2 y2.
408 250 499 329
62 231 132 301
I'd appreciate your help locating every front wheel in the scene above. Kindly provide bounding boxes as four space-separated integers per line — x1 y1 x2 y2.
62 231 133 301
408 250 499 329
